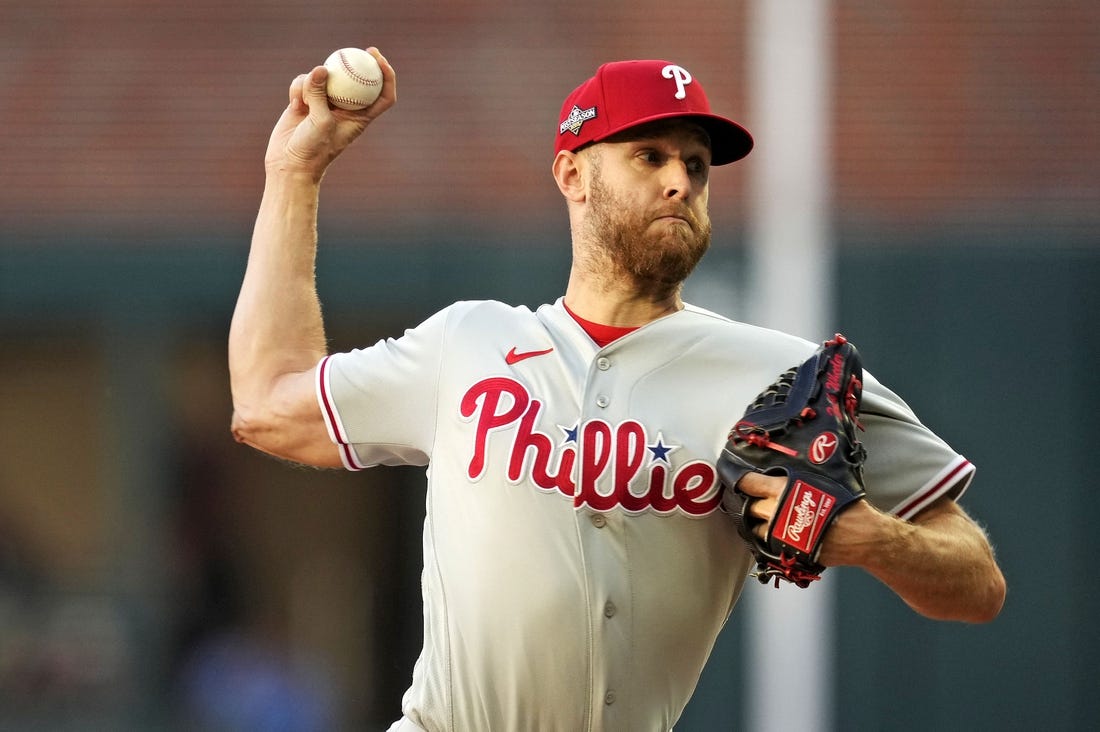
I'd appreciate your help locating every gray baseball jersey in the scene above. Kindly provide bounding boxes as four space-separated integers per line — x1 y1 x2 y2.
315 298 973 731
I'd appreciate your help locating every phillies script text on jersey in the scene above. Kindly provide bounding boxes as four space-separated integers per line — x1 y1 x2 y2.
460 377 722 517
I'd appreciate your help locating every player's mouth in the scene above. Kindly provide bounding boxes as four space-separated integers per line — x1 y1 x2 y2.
652 211 695 231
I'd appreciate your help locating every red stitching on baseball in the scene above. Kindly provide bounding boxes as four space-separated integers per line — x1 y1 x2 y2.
339 50 382 87
329 96 364 108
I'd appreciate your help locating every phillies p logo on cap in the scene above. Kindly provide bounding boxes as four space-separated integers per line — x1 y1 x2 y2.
661 64 693 99
554 59 753 165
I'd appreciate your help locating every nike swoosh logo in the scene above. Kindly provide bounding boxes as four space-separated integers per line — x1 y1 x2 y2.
505 346 554 365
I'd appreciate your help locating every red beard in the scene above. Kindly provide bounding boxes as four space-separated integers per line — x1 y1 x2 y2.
585 173 712 294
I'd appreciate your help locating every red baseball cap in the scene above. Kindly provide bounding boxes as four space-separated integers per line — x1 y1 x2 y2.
555 60 753 165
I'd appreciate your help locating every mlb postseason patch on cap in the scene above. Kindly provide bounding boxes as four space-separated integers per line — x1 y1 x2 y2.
560 105 598 137
555 60 753 165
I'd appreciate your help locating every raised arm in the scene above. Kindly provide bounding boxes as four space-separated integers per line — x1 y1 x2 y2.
228 48 396 467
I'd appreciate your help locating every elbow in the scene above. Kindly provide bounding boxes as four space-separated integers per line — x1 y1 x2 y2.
229 401 336 469
939 565 1007 625
972 567 1007 624
230 410 250 445
907 563 1007 625
230 406 264 449
229 406 286 459
966 540 1008 623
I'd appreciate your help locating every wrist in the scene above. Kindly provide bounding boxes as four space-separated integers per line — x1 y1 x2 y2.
265 162 327 187
818 500 906 568
261 168 325 212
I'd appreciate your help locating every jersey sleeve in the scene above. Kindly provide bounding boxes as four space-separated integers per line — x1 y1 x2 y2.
858 372 976 521
315 307 450 471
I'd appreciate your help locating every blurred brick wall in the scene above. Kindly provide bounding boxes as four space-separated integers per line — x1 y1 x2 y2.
0 0 750 239
0 1 1095 241
834 2 1099 234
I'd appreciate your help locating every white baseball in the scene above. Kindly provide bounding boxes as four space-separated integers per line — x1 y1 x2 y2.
323 48 383 110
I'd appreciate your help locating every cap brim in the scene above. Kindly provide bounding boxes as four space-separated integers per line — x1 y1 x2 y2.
591 111 754 166
693 115 754 165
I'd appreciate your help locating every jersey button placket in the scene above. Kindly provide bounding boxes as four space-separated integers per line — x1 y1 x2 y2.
581 349 628 727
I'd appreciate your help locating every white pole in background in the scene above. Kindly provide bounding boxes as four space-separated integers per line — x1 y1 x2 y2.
745 2 834 732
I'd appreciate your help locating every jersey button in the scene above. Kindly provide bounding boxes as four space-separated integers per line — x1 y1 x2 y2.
604 690 616 705
604 601 616 618
596 395 609 408
591 514 607 528
596 357 611 371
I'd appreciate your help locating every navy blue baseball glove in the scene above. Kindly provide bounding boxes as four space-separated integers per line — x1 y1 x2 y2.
718 335 867 588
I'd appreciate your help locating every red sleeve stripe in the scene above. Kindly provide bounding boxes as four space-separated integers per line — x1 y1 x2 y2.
315 355 367 471
339 442 366 472
316 355 346 442
890 457 975 521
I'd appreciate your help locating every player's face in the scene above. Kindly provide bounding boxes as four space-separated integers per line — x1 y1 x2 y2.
582 123 713 291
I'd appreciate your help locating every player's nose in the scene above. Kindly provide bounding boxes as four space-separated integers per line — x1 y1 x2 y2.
661 160 693 200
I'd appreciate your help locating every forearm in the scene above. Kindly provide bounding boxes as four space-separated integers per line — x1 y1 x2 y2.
822 499 1006 623
229 172 329 414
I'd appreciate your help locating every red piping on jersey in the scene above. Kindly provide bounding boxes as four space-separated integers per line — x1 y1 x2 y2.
894 459 973 519
317 356 343 441
318 355 366 471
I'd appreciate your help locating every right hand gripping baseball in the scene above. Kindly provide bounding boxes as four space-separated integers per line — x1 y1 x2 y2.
718 335 868 588
265 48 396 179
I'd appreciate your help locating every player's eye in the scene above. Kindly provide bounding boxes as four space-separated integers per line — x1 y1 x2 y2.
687 157 710 176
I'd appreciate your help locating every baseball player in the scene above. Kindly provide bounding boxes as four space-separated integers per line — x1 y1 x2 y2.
229 50 1005 731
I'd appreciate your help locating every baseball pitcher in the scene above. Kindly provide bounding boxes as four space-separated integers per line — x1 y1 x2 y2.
229 50 1005 731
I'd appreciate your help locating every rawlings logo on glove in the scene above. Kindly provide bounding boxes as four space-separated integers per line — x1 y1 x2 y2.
718 335 867 588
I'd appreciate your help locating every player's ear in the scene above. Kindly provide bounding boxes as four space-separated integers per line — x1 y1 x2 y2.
552 150 587 203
